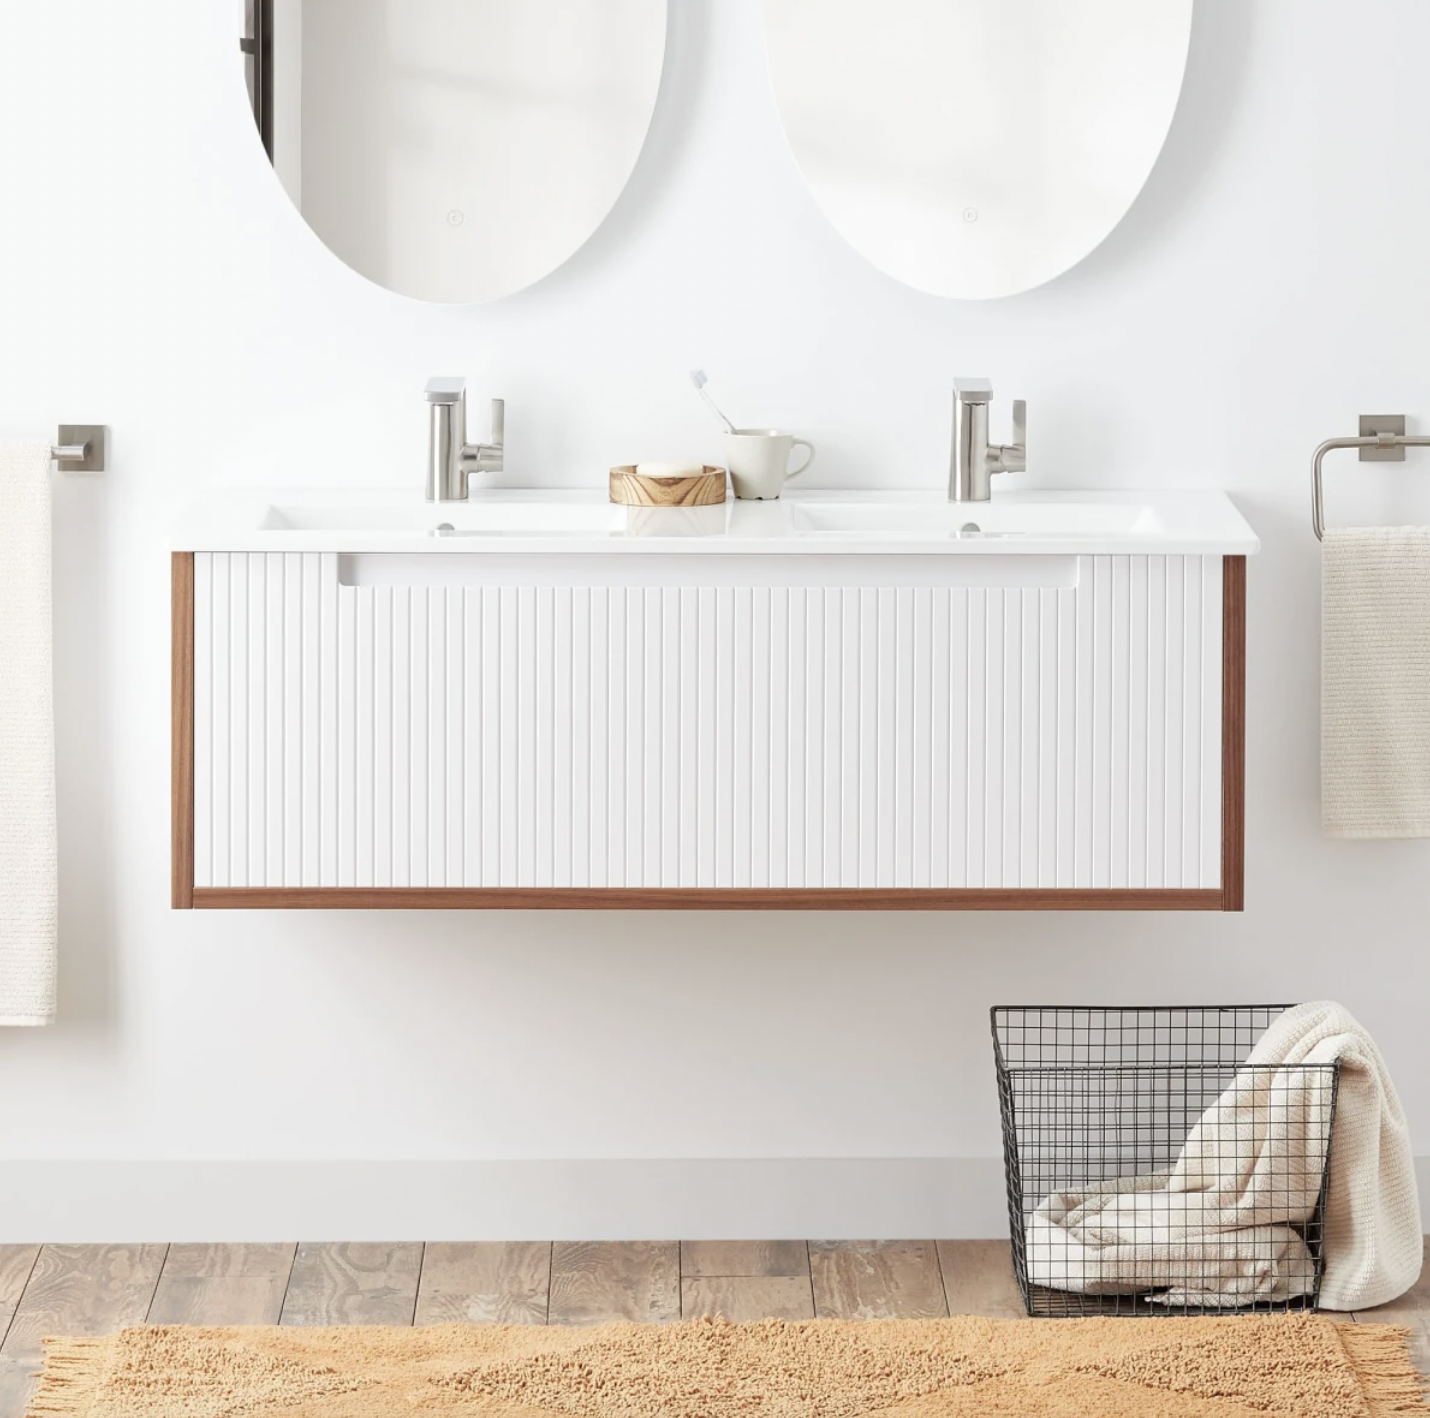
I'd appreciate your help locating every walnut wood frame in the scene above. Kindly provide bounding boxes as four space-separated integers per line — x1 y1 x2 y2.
172 553 1248 912
172 553 196 910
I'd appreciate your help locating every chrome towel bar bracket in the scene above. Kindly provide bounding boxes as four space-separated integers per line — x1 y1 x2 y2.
51 425 106 473
1312 415 1430 541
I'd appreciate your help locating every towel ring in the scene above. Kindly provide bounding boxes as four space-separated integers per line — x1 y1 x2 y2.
1312 420 1430 541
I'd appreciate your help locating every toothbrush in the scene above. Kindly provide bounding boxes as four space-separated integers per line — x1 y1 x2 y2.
689 369 737 435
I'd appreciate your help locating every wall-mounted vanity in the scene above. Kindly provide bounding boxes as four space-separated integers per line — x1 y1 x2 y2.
172 487 1254 911
195 5 1251 913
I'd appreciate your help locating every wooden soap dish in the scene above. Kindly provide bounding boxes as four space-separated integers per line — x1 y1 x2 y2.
609 465 728 507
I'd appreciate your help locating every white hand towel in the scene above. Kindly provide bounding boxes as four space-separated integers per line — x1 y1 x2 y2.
0 440 57 1025
1323 526 1430 837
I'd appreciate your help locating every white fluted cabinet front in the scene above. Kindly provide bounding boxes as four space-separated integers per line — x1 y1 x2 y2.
187 552 1228 896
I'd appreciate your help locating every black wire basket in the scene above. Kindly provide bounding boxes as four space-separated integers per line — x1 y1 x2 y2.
992 1005 1341 1317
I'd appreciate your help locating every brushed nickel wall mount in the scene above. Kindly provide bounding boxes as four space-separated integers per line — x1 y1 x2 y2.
52 425 107 473
1312 415 1430 541
1356 414 1408 462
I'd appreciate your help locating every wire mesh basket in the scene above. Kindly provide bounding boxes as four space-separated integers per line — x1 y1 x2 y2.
992 1005 1340 1317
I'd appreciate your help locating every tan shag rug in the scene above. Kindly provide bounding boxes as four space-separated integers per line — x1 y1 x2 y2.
29 1314 1430 1418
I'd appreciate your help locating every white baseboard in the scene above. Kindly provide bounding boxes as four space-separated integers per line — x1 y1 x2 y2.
0 1159 1009 1243
5 1158 1426 1244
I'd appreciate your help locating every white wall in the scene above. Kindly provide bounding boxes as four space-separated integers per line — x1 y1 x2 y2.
2 0 1429 1240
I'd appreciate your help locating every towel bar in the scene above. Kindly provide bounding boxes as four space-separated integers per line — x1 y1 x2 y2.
1312 415 1430 540
51 425 106 473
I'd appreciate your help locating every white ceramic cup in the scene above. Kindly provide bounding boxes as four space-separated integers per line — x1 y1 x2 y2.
724 430 816 500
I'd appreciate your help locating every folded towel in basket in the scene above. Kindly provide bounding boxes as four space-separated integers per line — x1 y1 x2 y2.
1028 1173 1316 1307
1026 1002 1423 1309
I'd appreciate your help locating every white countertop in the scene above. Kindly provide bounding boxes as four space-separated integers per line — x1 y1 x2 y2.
174 488 1260 557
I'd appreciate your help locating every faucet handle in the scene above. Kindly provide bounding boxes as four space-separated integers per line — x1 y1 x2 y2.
464 397 505 475
997 400 1028 475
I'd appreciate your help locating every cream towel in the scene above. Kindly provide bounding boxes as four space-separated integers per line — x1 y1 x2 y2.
1027 1173 1317 1307
0 440 57 1025
1027 1002 1423 1309
1323 527 1430 837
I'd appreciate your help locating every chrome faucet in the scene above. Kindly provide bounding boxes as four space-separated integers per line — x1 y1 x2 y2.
950 378 1026 503
426 377 504 501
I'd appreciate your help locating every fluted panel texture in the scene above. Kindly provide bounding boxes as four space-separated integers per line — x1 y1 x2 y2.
193 554 1223 890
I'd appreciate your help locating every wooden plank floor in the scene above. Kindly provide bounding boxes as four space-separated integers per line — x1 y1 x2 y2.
0 1238 1423 1416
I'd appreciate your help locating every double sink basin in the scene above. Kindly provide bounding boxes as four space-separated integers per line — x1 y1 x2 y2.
180 490 1259 557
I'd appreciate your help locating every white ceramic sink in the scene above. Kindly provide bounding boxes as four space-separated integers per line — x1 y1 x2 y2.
178 489 1258 556
792 502 1162 538
260 502 632 535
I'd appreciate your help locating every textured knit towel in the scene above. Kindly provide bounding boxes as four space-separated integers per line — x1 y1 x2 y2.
1182 1001 1422 1310
1322 527 1430 837
0 440 57 1025
1028 1002 1423 1310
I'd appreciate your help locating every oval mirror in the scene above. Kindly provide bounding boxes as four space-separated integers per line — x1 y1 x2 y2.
765 0 1193 300
241 0 667 304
